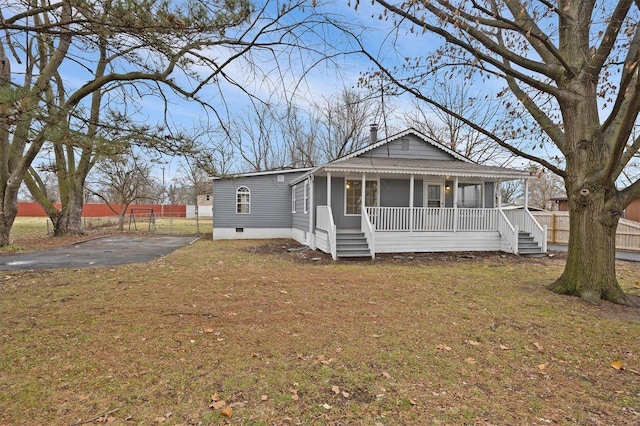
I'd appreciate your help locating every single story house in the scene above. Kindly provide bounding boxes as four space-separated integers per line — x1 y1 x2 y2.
212 127 547 259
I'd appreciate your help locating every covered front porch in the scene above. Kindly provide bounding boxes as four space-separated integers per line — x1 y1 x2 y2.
310 172 546 260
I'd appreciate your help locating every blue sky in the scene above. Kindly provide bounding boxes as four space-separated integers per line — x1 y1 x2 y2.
11 0 540 185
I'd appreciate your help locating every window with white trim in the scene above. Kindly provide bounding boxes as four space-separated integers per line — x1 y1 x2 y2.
303 181 309 214
291 185 297 213
236 186 251 214
457 183 483 208
345 179 378 215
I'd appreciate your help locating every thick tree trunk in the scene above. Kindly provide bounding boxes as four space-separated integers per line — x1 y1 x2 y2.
0 180 21 247
118 213 126 231
547 188 631 305
0 211 17 246
52 190 85 237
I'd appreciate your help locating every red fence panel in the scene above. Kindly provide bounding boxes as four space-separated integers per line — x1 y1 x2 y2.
17 202 186 218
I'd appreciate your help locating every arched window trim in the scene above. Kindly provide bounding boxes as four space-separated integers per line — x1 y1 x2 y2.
236 186 251 214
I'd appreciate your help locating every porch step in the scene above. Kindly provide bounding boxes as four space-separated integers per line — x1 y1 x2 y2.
336 230 371 258
518 231 544 255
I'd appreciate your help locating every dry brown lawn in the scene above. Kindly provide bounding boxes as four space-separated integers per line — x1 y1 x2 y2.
1 237 639 425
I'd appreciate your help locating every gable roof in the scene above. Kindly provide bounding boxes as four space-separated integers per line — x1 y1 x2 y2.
290 128 530 185
333 128 472 164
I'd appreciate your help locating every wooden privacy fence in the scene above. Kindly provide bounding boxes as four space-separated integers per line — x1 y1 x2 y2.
531 211 640 252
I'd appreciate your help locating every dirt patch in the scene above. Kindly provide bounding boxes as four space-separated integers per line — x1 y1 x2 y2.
246 240 640 323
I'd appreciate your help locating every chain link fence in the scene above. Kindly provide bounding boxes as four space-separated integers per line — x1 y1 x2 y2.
11 215 213 239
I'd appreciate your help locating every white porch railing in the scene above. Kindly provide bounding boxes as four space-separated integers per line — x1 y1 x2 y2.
361 207 376 259
316 206 337 260
498 210 519 254
504 209 547 252
366 207 498 232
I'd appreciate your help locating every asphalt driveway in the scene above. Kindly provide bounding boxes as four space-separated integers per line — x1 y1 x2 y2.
0 236 197 270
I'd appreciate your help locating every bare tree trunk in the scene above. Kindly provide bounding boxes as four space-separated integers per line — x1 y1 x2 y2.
0 169 22 246
52 190 85 236
0 208 17 246
118 211 126 231
548 188 630 305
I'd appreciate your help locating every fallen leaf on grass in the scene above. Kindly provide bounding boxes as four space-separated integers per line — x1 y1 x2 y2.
382 371 392 379
331 385 340 394
465 357 476 364
341 391 350 398
437 344 452 351
220 406 233 418
499 344 510 350
466 340 481 346
320 403 331 410
537 363 548 370
534 342 544 351
209 400 226 410
611 360 625 370
261 394 268 401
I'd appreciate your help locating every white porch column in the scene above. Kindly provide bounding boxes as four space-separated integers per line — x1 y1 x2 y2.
361 173 366 213
497 181 502 209
453 176 459 232
409 174 414 232
326 171 332 209
524 179 529 210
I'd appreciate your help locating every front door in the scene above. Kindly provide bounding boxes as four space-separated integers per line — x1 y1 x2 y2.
425 183 443 207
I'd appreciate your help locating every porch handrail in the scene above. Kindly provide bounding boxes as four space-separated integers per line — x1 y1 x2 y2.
525 209 547 253
366 207 498 232
316 206 337 260
361 207 376 259
498 210 519 254
504 209 547 253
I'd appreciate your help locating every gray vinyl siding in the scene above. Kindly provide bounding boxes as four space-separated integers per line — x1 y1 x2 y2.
292 180 309 231
379 178 423 207
484 182 495 208
332 177 360 229
361 135 456 160
213 172 306 229
445 180 454 208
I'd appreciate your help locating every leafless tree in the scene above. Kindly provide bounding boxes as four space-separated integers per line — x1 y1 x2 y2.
402 81 516 165
88 153 157 231
355 0 640 305
0 0 357 244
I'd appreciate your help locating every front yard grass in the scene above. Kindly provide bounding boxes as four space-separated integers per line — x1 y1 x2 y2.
1 239 639 425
